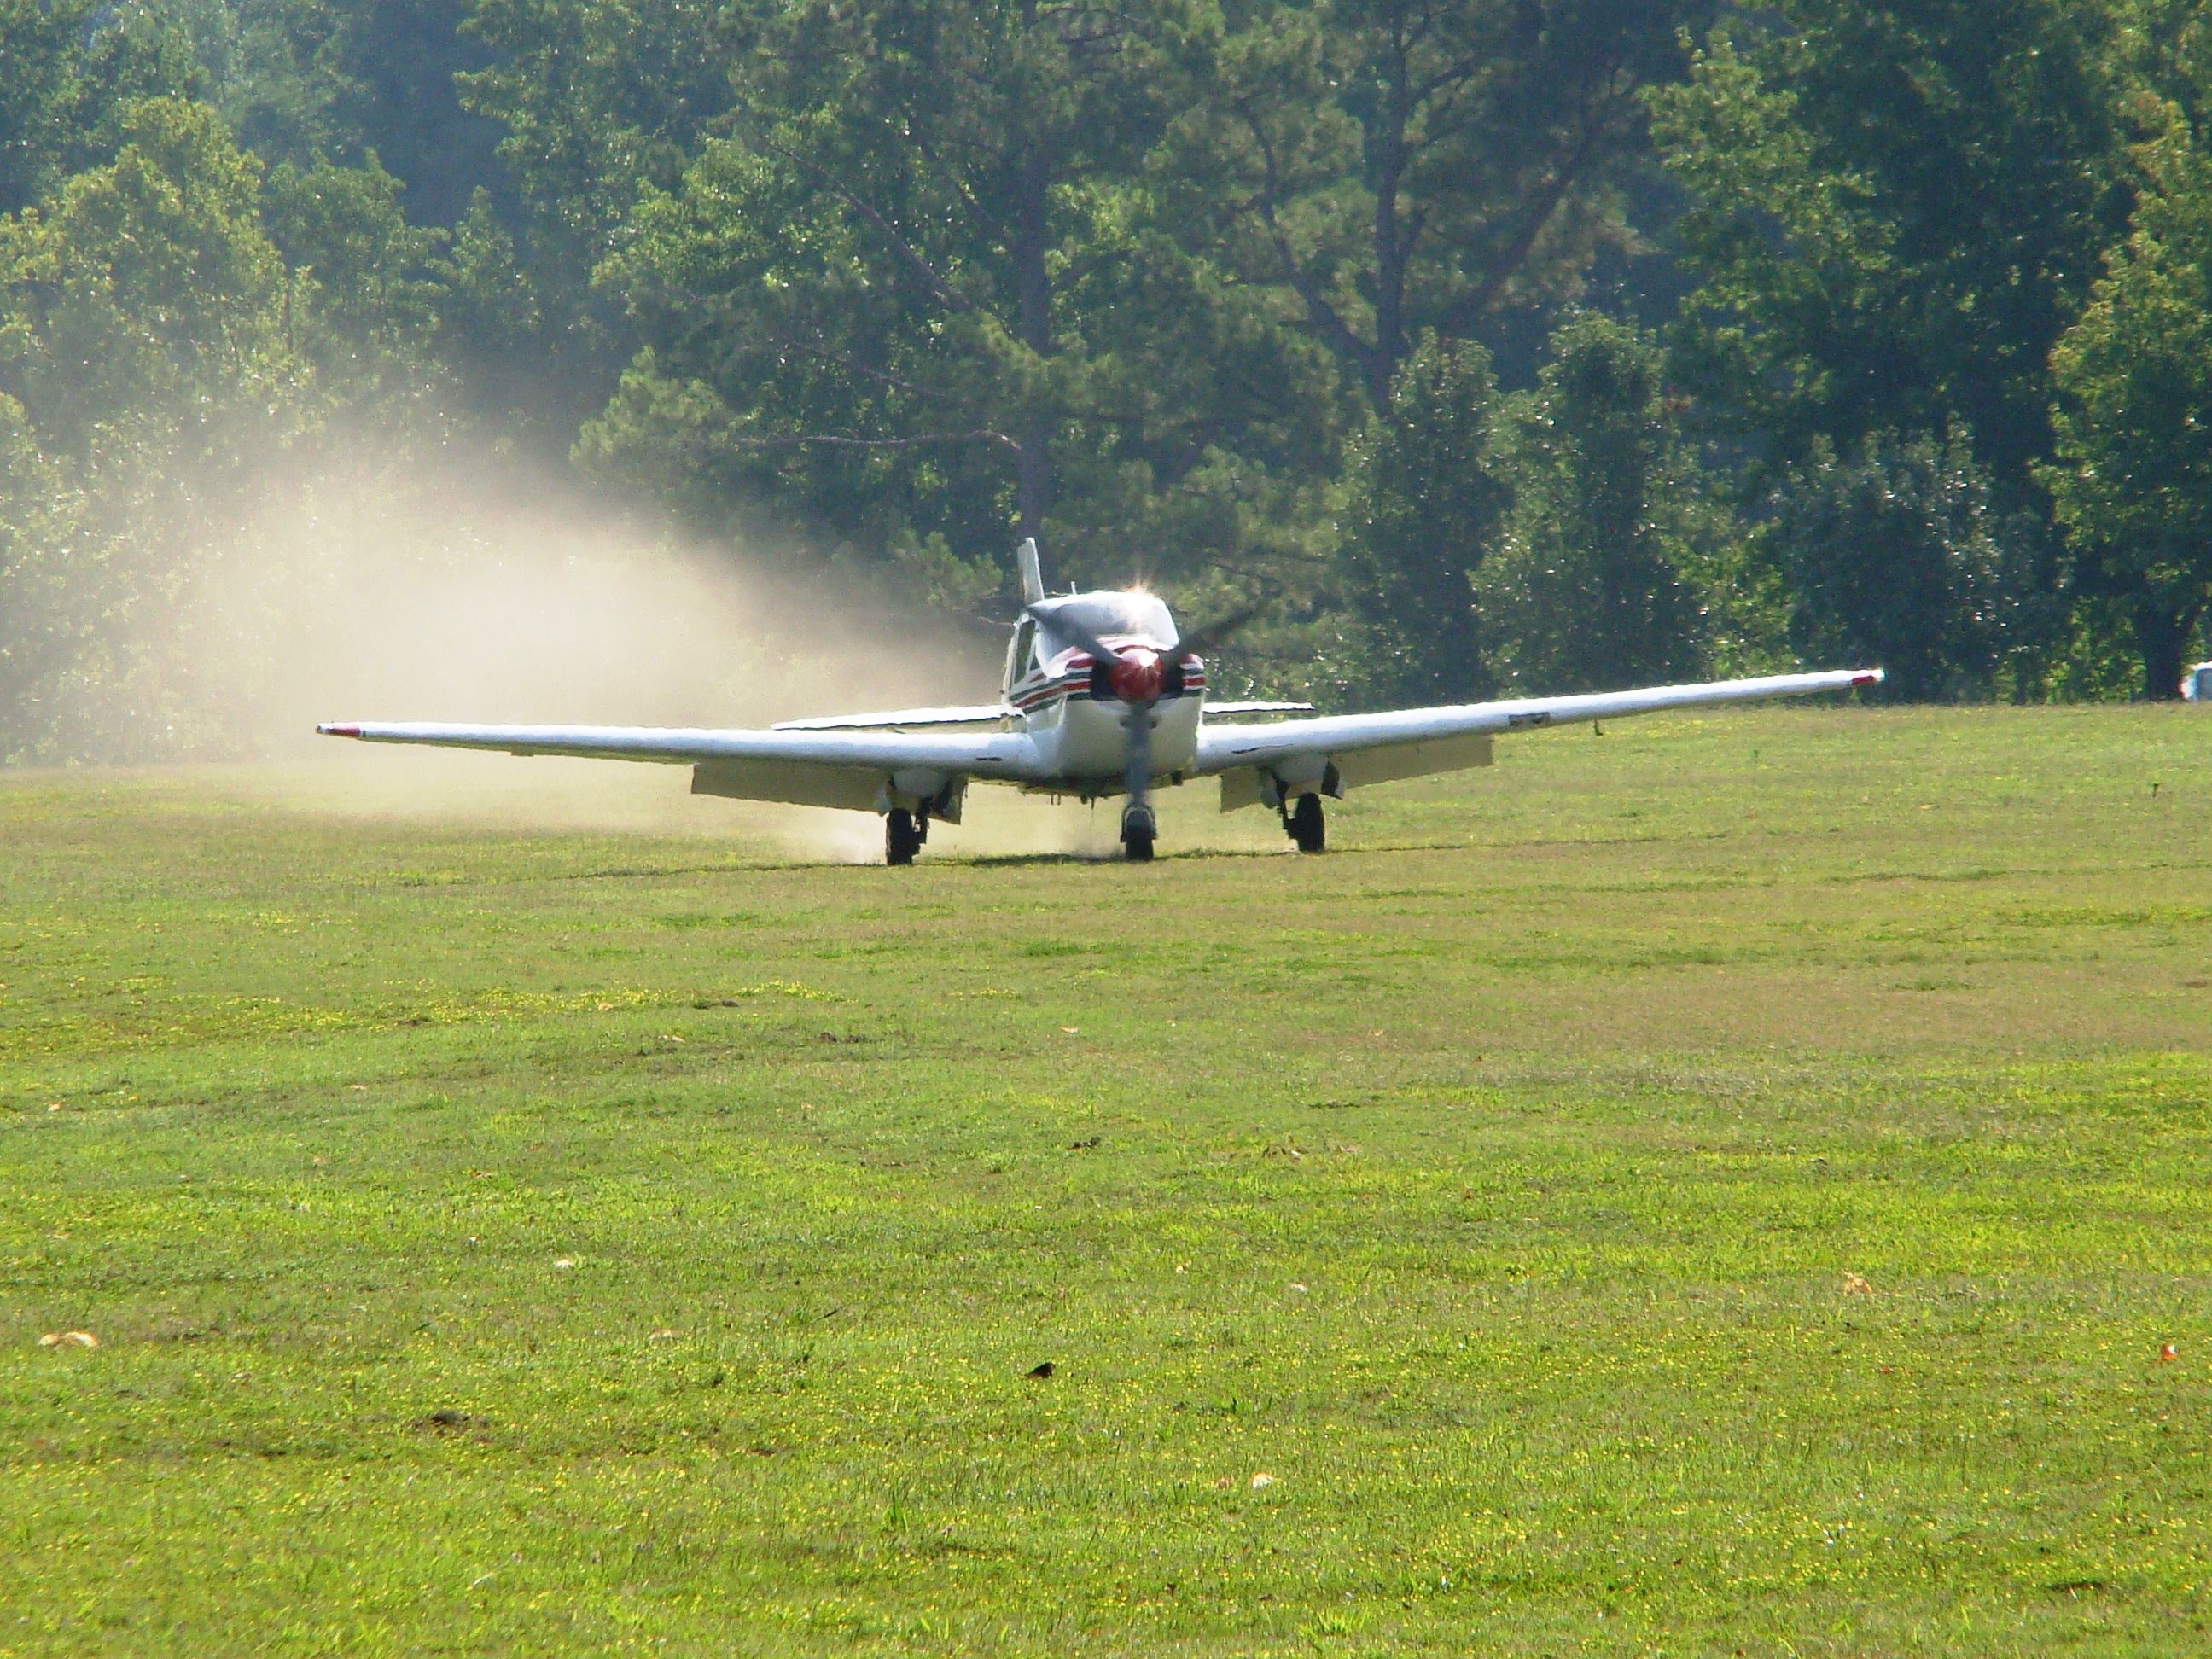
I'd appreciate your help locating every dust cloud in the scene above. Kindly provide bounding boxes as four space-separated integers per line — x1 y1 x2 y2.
40 439 1267 861
183 443 1049 859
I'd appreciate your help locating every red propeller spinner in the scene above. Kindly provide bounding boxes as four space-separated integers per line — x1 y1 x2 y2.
1105 648 1167 704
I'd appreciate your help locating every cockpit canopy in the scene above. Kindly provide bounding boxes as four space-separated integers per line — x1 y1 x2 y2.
1030 591 1176 661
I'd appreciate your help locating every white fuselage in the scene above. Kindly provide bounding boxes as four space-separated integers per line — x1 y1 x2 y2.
1004 591 1204 794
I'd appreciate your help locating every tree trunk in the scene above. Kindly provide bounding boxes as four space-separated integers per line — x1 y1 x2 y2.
1366 49 1411 410
2133 602 2197 701
1014 436 1051 547
1011 65 1055 547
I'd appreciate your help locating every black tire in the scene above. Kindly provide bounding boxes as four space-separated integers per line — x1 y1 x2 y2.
1121 802 1157 863
885 808 921 865
1289 793 1325 853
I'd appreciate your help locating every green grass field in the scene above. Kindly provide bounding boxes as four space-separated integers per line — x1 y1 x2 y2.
3 704 2209 1656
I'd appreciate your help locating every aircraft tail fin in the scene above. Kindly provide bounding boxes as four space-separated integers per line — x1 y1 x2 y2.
1016 537 1045 607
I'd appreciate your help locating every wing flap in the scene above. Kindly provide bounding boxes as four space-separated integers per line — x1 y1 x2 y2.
1215 733 1498 812
690 758 888 813
1336 731 1493 788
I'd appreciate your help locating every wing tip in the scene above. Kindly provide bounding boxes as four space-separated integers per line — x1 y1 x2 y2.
317 723 363 739
1851 669 1885 688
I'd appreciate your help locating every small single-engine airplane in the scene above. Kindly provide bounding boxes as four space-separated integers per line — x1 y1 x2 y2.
319 539 1882 864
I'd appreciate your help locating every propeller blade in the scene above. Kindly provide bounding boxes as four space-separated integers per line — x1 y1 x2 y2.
1025 603 1120 671
1124 690 1154 813
1161 600 1266 666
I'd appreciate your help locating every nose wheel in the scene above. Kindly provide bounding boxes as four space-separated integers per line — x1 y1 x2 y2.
1283 793 1325 853
1121 803 1156 862
885 807 926 865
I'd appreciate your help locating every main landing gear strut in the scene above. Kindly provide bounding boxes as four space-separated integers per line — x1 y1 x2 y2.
1281 792 1325 853
885 807 928 865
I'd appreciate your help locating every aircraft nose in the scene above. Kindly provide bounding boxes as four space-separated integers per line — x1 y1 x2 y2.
1107 649 1165 704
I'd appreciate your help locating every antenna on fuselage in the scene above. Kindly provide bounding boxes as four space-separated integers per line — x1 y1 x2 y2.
1016 537 1045 608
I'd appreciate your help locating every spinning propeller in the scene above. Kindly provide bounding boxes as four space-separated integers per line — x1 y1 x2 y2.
1025 597 1263 856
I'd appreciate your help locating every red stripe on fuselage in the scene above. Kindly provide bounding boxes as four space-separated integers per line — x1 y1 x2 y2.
1011 672 1204 713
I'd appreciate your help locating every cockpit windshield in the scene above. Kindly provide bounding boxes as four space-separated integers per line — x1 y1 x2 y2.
1032 591 1175 660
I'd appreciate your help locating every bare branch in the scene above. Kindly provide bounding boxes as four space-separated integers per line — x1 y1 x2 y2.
777 333 926 397
1209 550 1336 579
1435 77 1635 336
728 429 1021 452
1412 57 1481 108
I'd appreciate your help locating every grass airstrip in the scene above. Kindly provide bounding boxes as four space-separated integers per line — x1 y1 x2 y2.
2 703 2209 1655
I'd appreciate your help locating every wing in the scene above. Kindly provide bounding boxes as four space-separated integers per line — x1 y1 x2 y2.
317 720 1043 814
771 703 1011 731
1196 669 1881 808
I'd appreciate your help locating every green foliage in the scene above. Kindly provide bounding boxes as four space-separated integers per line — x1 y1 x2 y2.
172 0 358 166
886 528 1008 618
1165 0 1714 410
335 1 504 224
0 1 207 215
0 392 80 750
461 0 731 423
0 98 300 457
2040 594 2154 703
463 0 724 259
1770 428 2033 702
581 0 1340 598
2046 120 2212 698
0 0 93 214
1339 338 1508 705
0 98 311 761
60 5 211 173
162 2 507 222
1472 315 1725 694
428 186 543 410
1652 2 2135 501
264 153 449 407
0 94 486 764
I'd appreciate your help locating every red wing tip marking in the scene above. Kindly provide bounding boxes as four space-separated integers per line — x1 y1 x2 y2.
1852 670 1885 687
317 723 363 738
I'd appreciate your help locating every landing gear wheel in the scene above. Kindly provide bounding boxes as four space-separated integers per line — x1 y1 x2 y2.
885 808 923 865
1286 792 1326 853
1121 803 1157 863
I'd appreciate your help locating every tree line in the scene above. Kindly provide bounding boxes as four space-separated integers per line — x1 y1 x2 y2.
5 0 2212 760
